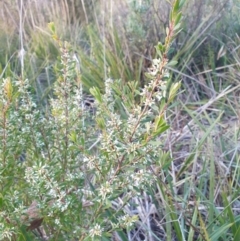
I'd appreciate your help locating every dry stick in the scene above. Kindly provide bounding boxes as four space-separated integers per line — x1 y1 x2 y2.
102 0 107 81
18 0 25 78
81 0 88 24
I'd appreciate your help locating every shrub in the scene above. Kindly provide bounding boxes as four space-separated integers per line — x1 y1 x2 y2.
0 1 184 240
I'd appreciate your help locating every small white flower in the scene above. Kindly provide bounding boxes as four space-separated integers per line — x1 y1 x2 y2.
99 181 112 200
126 142 140 156
89 224 103 237
119 214 138 228
55 218 60 225
0 228 15 240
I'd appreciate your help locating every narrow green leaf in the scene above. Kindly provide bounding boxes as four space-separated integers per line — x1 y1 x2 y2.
175 12 182 25
233 226 240 241
209 223 233 240
168 81 181 103
90 86 102 103
173 23 182 32
115 230 129 241
173 0 180 15
153 125 170 137
145 72 155 79
222 192 237 235
48 22 56 33
167 60 178 67
179 0 186 8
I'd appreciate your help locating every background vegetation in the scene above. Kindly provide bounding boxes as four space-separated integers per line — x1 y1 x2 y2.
0 0 240 240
